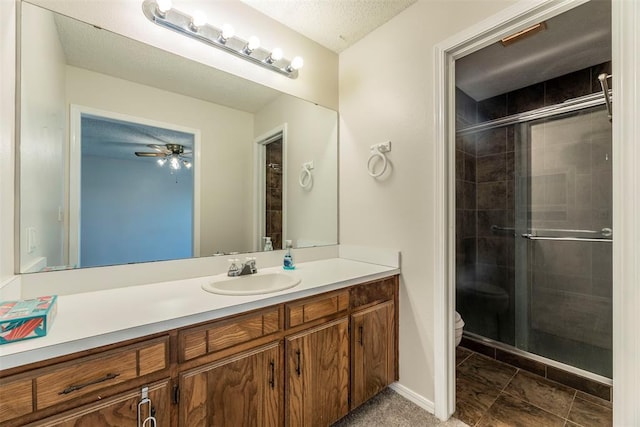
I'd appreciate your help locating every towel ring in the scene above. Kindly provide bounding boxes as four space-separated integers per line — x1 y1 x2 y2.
299 162 314 189
367 141 391 178
367 150 387 177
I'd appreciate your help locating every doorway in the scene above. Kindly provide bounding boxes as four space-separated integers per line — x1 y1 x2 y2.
69 105 200 267
255 125 288 251
432 0 640 423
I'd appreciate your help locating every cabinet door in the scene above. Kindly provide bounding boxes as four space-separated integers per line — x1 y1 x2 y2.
286 317 349 427
30 380 171 427
351 301 395 409
179 342 281 427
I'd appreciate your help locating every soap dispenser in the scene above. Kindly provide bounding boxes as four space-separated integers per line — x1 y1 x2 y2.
263 236 273 251
283 240 295 270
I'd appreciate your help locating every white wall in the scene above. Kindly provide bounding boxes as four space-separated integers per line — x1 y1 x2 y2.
339 0 518 405
65 66 255 256
254 94 338 248
0 1 16 283
26 0 339 110
19 4 67 272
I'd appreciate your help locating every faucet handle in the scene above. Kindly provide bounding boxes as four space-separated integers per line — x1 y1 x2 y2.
244 257 257 273
227 258 241 276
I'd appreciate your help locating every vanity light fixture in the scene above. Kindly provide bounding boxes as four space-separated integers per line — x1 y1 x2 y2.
142 0 304 78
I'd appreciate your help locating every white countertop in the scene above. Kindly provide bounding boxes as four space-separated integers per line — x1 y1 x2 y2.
0 258 399 371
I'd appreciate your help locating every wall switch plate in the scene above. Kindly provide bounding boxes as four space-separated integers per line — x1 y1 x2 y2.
27 227 37 254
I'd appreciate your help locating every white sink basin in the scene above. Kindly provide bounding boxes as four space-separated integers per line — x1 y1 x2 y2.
202 271 301 295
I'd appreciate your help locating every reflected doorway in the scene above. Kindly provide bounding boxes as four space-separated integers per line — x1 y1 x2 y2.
70 106 200 268
255 125 287 251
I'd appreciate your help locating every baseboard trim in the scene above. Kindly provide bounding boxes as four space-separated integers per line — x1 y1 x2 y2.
389 382 435 414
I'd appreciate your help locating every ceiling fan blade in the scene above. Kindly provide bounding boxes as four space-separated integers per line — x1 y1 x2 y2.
147 144 171 154
135 152 167 157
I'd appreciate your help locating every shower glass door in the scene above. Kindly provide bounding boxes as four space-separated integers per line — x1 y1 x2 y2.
515 105 612 378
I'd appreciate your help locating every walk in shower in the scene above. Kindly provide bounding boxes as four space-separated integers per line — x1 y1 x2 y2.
453 0 613 384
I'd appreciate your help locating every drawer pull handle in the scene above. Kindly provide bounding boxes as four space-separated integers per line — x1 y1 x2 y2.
269 360 275 389
59 372 120 395
296 350 301 377
359 325 364 346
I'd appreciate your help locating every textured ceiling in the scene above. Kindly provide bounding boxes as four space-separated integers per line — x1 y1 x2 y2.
81 115 194 160
239 0 417 53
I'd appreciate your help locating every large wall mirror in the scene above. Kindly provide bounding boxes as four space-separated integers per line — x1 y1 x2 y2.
18 2 338 273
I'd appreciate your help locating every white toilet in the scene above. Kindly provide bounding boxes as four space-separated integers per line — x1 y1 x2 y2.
455 311 465 346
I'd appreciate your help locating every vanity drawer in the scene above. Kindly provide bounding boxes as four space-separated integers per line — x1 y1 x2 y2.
350 277 396 310
0 377 33 423
34 336 168 410
286 290 349 328
179 307 282 362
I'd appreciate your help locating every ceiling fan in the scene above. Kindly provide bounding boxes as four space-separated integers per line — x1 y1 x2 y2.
135 143 192 170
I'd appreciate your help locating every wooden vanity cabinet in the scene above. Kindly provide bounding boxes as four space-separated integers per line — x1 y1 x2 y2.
178 341 282 427
285 317 350 427
27 379 171 427
0 335 170 427
1 275 399 427
350 301 395 409
349 276 398 410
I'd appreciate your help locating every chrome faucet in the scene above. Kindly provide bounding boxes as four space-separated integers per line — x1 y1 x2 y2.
227 257 257 277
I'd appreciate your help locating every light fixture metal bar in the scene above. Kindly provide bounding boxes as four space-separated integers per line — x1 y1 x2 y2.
142 0 299 78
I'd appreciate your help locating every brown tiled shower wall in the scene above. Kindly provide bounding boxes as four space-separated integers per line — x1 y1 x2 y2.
455 61 613 378
265 140 283 250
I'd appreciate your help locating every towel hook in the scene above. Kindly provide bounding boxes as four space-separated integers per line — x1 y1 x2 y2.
368 141 391 178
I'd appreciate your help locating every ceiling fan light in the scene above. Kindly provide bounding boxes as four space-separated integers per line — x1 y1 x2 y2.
183 160 192 169
170 156 181 170
157 158 167 166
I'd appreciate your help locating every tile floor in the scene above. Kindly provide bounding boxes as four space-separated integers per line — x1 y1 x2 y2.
455 347 613 427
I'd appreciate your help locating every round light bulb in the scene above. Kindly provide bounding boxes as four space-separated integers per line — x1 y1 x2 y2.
270 48 283 61
157 158 167 166
183 160 192 169
156 0 172 13
170 156 181 170
247 36 260 51
221 24 235 40
191 10 207 28
290 56 304 70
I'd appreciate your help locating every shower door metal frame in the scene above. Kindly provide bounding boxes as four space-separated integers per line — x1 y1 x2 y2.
457 97 614 363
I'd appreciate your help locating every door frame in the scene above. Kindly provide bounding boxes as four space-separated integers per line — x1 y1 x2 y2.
433 0 640 422
253 124 288 251
69 105 201 266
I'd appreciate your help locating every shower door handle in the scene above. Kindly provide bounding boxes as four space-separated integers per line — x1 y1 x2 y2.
521 233 612 243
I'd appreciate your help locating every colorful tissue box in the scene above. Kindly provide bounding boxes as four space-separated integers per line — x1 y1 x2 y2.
0 295 57 344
